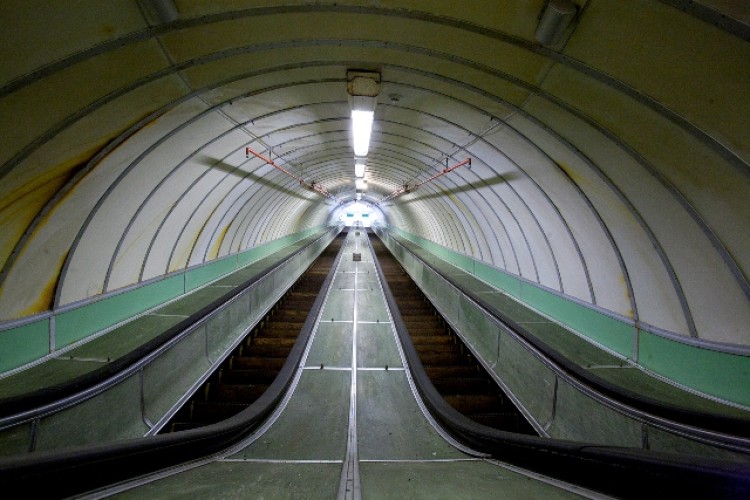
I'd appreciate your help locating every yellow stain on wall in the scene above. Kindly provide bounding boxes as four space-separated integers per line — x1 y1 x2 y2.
619 272 635 320
15 251 69 317
206 225 230 261
0 174 69 271
554 159 586 187
0 145 100 214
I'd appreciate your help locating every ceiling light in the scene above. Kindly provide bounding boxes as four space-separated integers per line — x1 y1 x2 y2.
355 178 367 191
347 70 380 158
356 193 362 200
148 0 179 23
352 110 374 157
355 161 366 178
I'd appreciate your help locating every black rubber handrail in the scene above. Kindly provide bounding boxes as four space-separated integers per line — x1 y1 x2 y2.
369 231 750 499
0 227 338 423
377 229 750 441
0 231 348 497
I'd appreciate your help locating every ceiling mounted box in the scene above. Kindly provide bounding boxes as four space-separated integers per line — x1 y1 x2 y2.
347 71 381 97
348 70 381 113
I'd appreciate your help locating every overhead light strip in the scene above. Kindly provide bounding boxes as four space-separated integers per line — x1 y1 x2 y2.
355 161 365 178
347 70 380 190
351 110 374 157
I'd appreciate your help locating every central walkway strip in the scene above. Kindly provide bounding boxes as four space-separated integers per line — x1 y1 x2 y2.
338 230 361 500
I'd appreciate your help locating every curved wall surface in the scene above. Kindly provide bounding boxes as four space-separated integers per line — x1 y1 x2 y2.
0 1 748 402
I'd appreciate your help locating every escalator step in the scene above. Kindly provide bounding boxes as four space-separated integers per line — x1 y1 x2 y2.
244 345 293 358
424 365 480 379
250 337 297 348
209 383 269 403
262 323 305 337
414 343 459 353
420 351 469 366
220 369 278 385
231 356 286 371
411 335 453 345
433 378 491 395
189 402 248 422
443 394 503 414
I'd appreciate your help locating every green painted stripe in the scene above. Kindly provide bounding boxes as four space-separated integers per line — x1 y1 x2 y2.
390 225 634 356
237 226 322 267
0 320 49 372
639 331 750 407
55 275 185 348
237 246 265 268
0 225 331 372
185 256 238 292
475 260 522 299
520 283 634 357
384 225 750 407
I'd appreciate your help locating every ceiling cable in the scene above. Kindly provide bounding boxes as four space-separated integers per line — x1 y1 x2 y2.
377 158 471 205
245 147 338 202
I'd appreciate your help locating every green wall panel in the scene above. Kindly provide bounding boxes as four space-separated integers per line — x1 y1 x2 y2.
520 283 634 358
0 226 332 373
0 319 49 372
475 261 522 299
236 225 323 268
237 246 264 268
639 331 750 407
55 275 185 348
384 224 750 407
185 256 237 292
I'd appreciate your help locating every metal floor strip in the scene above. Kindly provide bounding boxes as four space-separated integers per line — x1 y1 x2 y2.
338 231 362 500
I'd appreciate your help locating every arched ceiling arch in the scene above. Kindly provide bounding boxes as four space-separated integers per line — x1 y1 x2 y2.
0 1 748 353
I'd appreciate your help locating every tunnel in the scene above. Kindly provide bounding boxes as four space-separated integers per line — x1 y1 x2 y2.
0 1 749 497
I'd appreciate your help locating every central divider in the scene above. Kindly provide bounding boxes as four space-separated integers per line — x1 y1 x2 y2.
338 229 361 499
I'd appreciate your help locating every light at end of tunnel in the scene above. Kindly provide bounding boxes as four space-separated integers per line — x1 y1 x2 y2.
352 110 374 157
355 161 365 178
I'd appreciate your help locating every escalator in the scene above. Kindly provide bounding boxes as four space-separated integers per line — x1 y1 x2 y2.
163 233 345 432
164 228 535 437
372 236 536 435
1 228 748 499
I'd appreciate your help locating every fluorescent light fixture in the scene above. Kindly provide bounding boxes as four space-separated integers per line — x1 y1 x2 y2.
535 0 577 46
355 178 367 191
352 110 374 157
148 0 179 23
356 193 362 200
355 161 366 178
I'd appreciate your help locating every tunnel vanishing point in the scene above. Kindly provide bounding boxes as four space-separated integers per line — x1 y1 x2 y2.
0 1 749 498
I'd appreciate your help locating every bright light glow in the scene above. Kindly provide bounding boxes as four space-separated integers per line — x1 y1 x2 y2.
352 110 374 156
356 193 362 200
354 161 365 178
339 201 377 227
355 178 367 191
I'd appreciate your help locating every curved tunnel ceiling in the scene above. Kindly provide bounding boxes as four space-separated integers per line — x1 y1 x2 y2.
0 1 748 353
